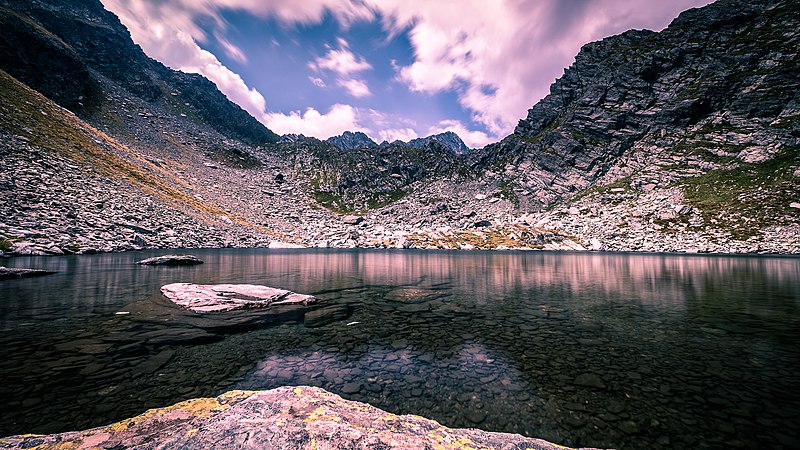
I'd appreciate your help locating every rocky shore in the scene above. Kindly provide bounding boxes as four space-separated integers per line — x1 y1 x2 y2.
0 386 589 450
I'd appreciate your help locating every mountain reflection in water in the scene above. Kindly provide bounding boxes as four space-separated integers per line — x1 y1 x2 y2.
1 249 798 449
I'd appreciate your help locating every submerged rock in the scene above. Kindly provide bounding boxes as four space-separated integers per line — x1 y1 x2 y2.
303 304 351 328
136 255 204 266
161 283 317 313
0 386 589 449
0 267 56 280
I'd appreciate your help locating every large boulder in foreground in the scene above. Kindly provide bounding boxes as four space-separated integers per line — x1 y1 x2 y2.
0 267 56 280
0 386 590 449
161 283 317 312
136 255 204 266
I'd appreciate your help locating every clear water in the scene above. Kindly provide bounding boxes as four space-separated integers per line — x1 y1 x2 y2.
0 249 798 449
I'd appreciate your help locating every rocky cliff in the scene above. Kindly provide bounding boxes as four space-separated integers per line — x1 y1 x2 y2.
470 0 800 251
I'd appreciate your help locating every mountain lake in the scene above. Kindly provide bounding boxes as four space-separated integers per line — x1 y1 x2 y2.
0 249 798 449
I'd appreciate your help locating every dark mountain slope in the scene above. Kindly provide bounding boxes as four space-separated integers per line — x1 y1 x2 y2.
474 0 799 212
0 0 278 146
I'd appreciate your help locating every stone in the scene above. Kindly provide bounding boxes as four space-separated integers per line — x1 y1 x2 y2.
341 383 362 394
303 304 351 328
161 283 318 312
0 267 57 280
0 387 585 449
567 207 580 215
790 202 800 209
342 215 364 225
268 241 306 249
618 420 641 435
136 255 203 266
573 373 606 389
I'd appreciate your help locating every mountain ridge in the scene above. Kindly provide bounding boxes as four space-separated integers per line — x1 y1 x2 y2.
1 0 798 255
0 0 279 147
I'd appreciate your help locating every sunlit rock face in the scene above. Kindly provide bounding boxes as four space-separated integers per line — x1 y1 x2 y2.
0 387 591 450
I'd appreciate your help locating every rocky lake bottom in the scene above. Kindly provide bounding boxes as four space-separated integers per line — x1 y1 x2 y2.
0 249 798 449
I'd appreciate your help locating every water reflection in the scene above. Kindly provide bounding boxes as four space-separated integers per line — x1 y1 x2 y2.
0 250 798 449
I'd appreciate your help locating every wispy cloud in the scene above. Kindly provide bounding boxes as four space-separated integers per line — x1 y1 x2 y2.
308 76 326 88
337 78 371 98
308 40 372 76
215 32 248 64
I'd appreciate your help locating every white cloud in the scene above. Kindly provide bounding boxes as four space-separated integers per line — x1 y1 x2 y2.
337 78 371 98
309 42 372 76
309 76 326 88
263 103 365 139
377 128 418 143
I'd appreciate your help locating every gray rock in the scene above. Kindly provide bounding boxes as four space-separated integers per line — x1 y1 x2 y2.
161 283 318 312
136 255 203 266
0 267 57 280
303 304 351 328
342 215 364 225
573 372 606 389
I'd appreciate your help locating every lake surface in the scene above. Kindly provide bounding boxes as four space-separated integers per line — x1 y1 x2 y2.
1 249 799 449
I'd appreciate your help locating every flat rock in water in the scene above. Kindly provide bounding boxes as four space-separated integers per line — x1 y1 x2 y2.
0 387 591 449
161 283 317 312
136 255 203 266
0 267 56 280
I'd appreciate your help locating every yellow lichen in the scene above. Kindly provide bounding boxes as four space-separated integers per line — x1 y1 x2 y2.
30 441 81 450
304 406 342 423
105 392 251 434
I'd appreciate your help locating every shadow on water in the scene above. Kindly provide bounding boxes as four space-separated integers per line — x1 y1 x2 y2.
0 249 799 449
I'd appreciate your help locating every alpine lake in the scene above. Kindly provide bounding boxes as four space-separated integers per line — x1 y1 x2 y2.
1 249 798 449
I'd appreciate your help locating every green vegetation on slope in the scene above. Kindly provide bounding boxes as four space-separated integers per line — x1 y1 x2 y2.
680 148 800 239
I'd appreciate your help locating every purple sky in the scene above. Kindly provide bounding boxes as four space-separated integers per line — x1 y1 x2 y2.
100 0 713 148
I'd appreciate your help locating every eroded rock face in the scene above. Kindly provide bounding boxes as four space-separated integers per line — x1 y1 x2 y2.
136 255 204 266
161 283 317 312
0 387 590 449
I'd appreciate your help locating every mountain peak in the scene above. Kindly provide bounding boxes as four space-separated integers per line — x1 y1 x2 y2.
326 131 377 150
408 132 470 154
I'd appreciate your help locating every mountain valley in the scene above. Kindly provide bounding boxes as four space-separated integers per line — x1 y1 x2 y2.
1 0 798 256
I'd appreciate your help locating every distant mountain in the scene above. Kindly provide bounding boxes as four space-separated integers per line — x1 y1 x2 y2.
325 130 470 155
0 0 279 146
326 131 377 150
408 131 470 154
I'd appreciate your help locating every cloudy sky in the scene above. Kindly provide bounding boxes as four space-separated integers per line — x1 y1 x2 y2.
100 0 712 148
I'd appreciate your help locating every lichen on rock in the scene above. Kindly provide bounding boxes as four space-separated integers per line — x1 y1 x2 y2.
0 387 592 450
